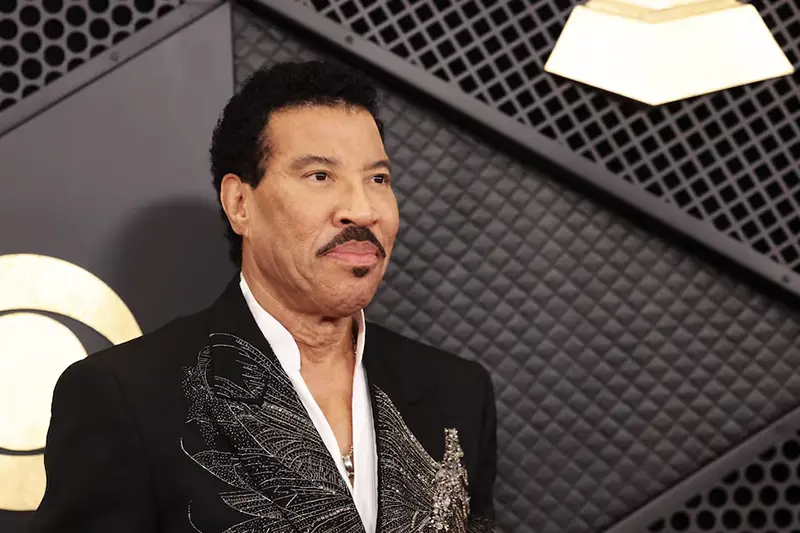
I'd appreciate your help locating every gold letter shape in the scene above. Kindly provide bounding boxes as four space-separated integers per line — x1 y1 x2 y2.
0 254 142 510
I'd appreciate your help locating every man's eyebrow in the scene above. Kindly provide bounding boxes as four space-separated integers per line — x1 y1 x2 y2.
289 154 340 171
364 159 392 173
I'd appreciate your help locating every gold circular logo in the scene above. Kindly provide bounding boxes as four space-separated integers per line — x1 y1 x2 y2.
0 254 142 511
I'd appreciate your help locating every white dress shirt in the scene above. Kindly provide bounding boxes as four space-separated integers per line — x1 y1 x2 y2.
239 274 378 533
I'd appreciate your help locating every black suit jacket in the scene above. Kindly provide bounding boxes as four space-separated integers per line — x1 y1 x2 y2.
30 277 497 533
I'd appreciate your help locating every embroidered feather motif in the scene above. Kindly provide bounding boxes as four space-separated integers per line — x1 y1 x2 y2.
182 333 493 532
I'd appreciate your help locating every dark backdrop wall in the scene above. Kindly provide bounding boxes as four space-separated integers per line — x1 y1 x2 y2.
1 1 799 533
230 3 800 533
0 3 234 532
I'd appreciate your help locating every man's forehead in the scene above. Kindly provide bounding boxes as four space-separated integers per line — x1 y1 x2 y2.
264 105 385 160
266 104 377 132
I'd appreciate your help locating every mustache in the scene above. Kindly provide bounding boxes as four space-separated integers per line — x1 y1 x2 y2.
316 226 386 258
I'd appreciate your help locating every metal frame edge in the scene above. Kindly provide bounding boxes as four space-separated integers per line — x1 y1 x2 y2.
241 0 800 302
603 403 800 532
0 1 224 139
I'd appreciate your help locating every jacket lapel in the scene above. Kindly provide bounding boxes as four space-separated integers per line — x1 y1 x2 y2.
362 326 444 462
362 326 491 532
183 276 365 532
363 326 448 531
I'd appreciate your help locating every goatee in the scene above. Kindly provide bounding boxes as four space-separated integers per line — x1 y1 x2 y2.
352 267 370 278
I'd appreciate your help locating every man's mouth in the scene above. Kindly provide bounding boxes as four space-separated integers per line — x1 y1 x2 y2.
323 242 381 267
316 226 387 260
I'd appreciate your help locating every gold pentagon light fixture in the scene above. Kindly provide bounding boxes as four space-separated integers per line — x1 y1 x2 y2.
544 0 795 105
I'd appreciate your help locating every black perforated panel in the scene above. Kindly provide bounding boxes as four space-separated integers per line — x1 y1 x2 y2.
303 0 800 275
649 433 800 533
0 0 184 112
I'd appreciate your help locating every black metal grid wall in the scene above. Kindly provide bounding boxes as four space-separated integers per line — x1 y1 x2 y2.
0 0 185 112
233 4 800 533
304 0 800 277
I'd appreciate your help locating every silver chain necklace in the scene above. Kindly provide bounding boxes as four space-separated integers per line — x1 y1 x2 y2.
341 327 357 483
342 445 355 481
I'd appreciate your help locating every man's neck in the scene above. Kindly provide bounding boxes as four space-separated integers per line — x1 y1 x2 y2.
241 268 355 366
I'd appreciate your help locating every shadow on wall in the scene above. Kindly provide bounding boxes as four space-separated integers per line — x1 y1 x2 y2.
0 510 32 533
108 197 237 334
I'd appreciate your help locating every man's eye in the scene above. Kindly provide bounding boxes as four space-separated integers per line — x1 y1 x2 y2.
310 172 329 182
372 174 390 184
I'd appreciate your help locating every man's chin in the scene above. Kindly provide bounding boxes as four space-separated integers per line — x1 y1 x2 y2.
328 277 381 313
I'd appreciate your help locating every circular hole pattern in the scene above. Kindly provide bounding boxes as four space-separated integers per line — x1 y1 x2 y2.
0 0 17 15
89 0 110 14
21 58 42 80
696 510 715 531
748 509 767 528
66 32 87 53
784 441 800 461
722 510 741 529
670 512 690 532
0 0 182 113
112 6 133 26
761 485 779 505
685 495 701 509
20 32 41 53
135 0 156 13
775 508 793 528
761 446 778 461
43 0 64 14
773 463 791 482
722 471 739 485
746 464 765 483
44 71 61 84
734 486 753 506
112 31 129 45
786 484 800 504
708 488 727 507
20 5 41 27
657 435 800 533
66 5 87 26
89 19 110 39
0 72 20 93
0 19 18 39
44 45 64 67
43 19 65 39
89 44 106 58
0 44 18 67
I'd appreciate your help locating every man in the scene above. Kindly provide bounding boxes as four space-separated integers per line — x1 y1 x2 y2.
31 60 497 533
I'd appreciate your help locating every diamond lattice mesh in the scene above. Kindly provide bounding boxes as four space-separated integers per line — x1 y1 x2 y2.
303 0 800 274
233 5 800 533
0 0 185 113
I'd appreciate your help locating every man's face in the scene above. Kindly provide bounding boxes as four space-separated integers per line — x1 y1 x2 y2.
241 105 399 317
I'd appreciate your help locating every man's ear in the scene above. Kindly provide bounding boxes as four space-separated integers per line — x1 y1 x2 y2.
220 173 250 239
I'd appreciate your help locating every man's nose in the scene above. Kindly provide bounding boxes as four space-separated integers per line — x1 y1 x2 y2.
336 183 379 227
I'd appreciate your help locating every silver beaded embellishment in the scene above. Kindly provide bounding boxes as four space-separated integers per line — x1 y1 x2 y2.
431 429 470 531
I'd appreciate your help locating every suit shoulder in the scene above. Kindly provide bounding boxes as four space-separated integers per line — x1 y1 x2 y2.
67 309 207 379
366 321 490 382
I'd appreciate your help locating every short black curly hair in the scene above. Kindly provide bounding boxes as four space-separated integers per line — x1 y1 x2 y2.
209 60 384 265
